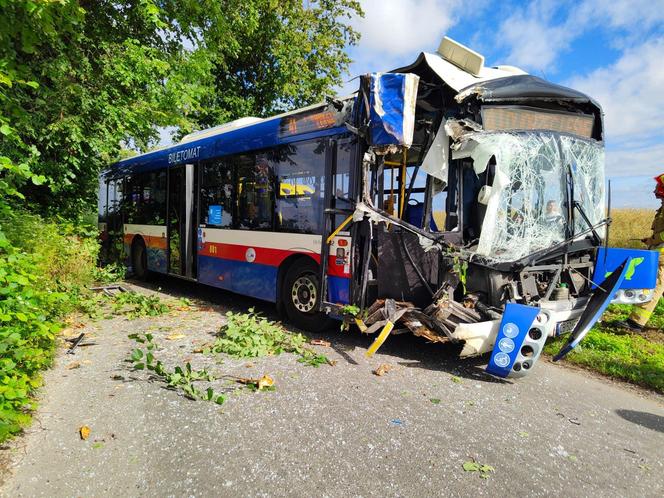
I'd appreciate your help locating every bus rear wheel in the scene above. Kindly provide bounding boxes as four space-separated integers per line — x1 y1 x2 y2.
132 239 149 280
282 260 331 332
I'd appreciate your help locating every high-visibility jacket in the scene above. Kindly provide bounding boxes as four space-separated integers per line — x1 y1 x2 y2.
645 203 664 250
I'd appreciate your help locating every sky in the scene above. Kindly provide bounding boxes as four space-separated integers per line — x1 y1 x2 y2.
340 0 664 208
158 0 664 208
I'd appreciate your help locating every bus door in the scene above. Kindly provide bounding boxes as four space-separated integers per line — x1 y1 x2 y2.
167 163 196 278
320 137 357 308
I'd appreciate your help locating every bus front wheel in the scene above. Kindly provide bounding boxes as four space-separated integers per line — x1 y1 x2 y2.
132 239 149 280
282 260 330 332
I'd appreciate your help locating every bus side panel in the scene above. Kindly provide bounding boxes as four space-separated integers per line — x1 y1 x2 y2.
198 229 321 302
327 276 350 304
123 224 168 274
326 235 351 305
198 254 233 290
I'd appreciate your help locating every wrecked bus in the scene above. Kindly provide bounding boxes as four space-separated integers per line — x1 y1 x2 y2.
99 37 659 379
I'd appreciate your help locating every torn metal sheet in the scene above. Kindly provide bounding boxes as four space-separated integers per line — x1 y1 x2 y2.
393 52 526 93
455 74 599 106
420 121 450 182
365 73 419 150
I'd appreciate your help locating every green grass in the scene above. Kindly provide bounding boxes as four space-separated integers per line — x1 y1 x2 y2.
545 301 664 392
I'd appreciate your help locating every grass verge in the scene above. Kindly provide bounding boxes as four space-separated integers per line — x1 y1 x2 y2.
544 301 664 393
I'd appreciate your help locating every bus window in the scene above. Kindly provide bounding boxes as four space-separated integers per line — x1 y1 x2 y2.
124 170 167 225
272 139 326 234
200 159 234 227
236 153 274 230
333 137 355 227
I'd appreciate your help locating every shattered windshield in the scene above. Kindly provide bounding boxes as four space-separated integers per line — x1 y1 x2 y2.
459 131 604 262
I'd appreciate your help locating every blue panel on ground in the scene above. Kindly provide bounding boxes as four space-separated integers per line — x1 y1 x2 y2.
593 247 659 290
197 255 233 290
147 248 167 273
486 303 540 378
328 276 350 304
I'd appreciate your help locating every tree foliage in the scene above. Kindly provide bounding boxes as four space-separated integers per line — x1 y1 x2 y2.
0 0 362 216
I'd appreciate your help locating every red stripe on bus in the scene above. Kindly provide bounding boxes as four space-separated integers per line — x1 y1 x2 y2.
200 242 321 267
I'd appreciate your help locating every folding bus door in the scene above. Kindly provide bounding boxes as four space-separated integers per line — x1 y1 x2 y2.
167 163 197 278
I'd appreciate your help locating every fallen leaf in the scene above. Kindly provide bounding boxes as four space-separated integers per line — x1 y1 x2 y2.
373 364 393 376
165 333 186 341
61 328 79 338
518 431 529 438
245 363 254 368
310 339 331 347
451 376 462 384
327 359 338 366
258 375 274 390
430 398 441 405
66 361 81 370
79 425 91 440
463 461 480 472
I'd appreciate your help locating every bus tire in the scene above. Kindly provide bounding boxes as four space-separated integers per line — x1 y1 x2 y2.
131 238 149 280
282 259 330 332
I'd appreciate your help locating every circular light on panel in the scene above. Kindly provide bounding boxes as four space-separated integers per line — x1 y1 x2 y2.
503 322 519 338
498 337 515 353
494 352 511 368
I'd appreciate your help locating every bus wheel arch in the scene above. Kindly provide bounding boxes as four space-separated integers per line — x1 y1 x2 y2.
277 254 330 332
131 236 149 280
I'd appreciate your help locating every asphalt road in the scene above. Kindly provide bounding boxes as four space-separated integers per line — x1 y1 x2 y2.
2 278 663 497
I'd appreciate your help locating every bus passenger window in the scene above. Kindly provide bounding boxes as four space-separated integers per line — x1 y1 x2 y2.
272 139 326 234
237 154 274 230
200 159 234 227
123 170 166 225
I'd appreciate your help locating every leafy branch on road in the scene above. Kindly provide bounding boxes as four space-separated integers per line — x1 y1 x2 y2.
80 290 172 321
204 309 331 367
128 332 226 404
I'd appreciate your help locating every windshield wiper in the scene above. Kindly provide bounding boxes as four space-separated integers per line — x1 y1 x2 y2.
573 200 602 245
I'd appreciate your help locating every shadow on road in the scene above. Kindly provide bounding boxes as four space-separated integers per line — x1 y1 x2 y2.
616 409 664 433
127 274 508 384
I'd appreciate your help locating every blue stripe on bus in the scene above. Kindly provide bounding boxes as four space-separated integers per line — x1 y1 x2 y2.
104 122 350 178
328 275 350 304
198 255 277 302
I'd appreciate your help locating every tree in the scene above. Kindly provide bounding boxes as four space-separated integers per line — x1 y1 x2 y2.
0 0 362 215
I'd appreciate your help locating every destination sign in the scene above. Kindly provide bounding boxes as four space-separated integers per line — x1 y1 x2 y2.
168 146 201 165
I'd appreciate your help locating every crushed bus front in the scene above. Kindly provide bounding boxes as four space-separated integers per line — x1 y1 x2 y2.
325 37 659 378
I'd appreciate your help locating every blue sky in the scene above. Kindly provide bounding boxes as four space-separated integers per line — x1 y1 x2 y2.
341 0 664 208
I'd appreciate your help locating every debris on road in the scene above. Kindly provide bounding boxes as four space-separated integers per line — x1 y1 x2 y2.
310 339 331 347
372 363 394 376
90 284 128 297
65 361 81 370
79 426 91 440
462 459 494 479
165 333 187 341
66 333 86 354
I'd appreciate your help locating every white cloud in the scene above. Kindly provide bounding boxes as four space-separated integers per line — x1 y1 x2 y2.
496 0 576 72
351 0 460 57
494 0 664 73
567 37 664 177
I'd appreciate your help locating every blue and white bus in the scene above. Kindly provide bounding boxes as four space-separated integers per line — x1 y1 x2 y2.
99 37 659 378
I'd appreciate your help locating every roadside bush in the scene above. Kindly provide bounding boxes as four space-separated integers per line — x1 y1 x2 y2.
0 211 99 441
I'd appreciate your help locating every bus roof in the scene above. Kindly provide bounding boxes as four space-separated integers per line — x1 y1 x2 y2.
105 99 352 179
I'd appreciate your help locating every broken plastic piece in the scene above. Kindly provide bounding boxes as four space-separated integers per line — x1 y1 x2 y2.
365 321 394 358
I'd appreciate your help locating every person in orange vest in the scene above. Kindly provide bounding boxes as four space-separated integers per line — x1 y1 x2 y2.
616 173 664 331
